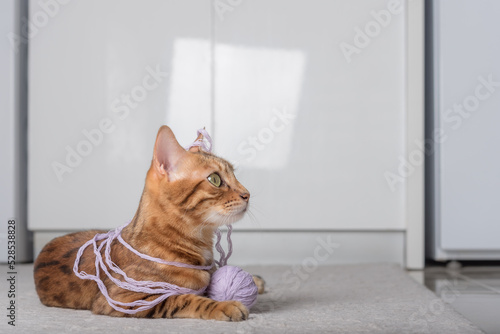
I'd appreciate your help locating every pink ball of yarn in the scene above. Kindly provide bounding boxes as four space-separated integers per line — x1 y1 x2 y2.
207 265 258 309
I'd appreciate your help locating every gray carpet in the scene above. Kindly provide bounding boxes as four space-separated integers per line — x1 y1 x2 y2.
1 263 482 333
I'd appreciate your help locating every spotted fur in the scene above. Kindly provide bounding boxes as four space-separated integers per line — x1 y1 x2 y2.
34 126 264 321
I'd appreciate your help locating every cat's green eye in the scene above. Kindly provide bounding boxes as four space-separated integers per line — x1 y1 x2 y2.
207 173 222 187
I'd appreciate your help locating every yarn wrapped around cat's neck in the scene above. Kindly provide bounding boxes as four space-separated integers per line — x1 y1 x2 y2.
121 126 250 273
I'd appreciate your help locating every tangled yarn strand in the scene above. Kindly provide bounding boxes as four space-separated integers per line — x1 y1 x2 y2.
185 128 212 152
214 225 233 267
73 224 208 314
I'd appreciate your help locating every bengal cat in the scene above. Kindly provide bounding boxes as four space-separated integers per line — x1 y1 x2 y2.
34 126 264 321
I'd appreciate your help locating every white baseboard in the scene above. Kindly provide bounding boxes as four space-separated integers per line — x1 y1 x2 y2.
33 230 404 266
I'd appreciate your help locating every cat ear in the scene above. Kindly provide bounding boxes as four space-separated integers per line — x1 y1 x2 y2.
153 126 187 179
188 131 204 153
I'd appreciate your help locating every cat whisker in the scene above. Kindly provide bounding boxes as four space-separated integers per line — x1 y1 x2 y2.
245 208 262 229
247 204 264 215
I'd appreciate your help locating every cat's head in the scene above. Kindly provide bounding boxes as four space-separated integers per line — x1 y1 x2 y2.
146 126 250 227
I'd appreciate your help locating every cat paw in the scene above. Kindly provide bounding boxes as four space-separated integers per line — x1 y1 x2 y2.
253 275 265 294
211 300 249 322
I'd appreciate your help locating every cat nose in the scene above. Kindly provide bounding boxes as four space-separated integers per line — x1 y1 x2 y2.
239 192 250 202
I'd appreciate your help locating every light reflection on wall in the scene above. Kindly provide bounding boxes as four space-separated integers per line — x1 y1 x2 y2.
215 43 305 170
167 38 305 168
166 38 212 146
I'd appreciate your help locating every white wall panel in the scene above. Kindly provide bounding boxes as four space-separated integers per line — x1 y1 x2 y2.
27 0 422 266
214 0 407 230
29 0 212 230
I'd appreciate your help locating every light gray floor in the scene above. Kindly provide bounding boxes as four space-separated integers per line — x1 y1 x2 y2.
0 263 484 334
424 264 500 334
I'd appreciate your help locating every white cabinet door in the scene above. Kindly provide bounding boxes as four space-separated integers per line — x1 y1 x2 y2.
213 0 407 230
29 0 411 232
430 0 500 256
28 0 212 230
